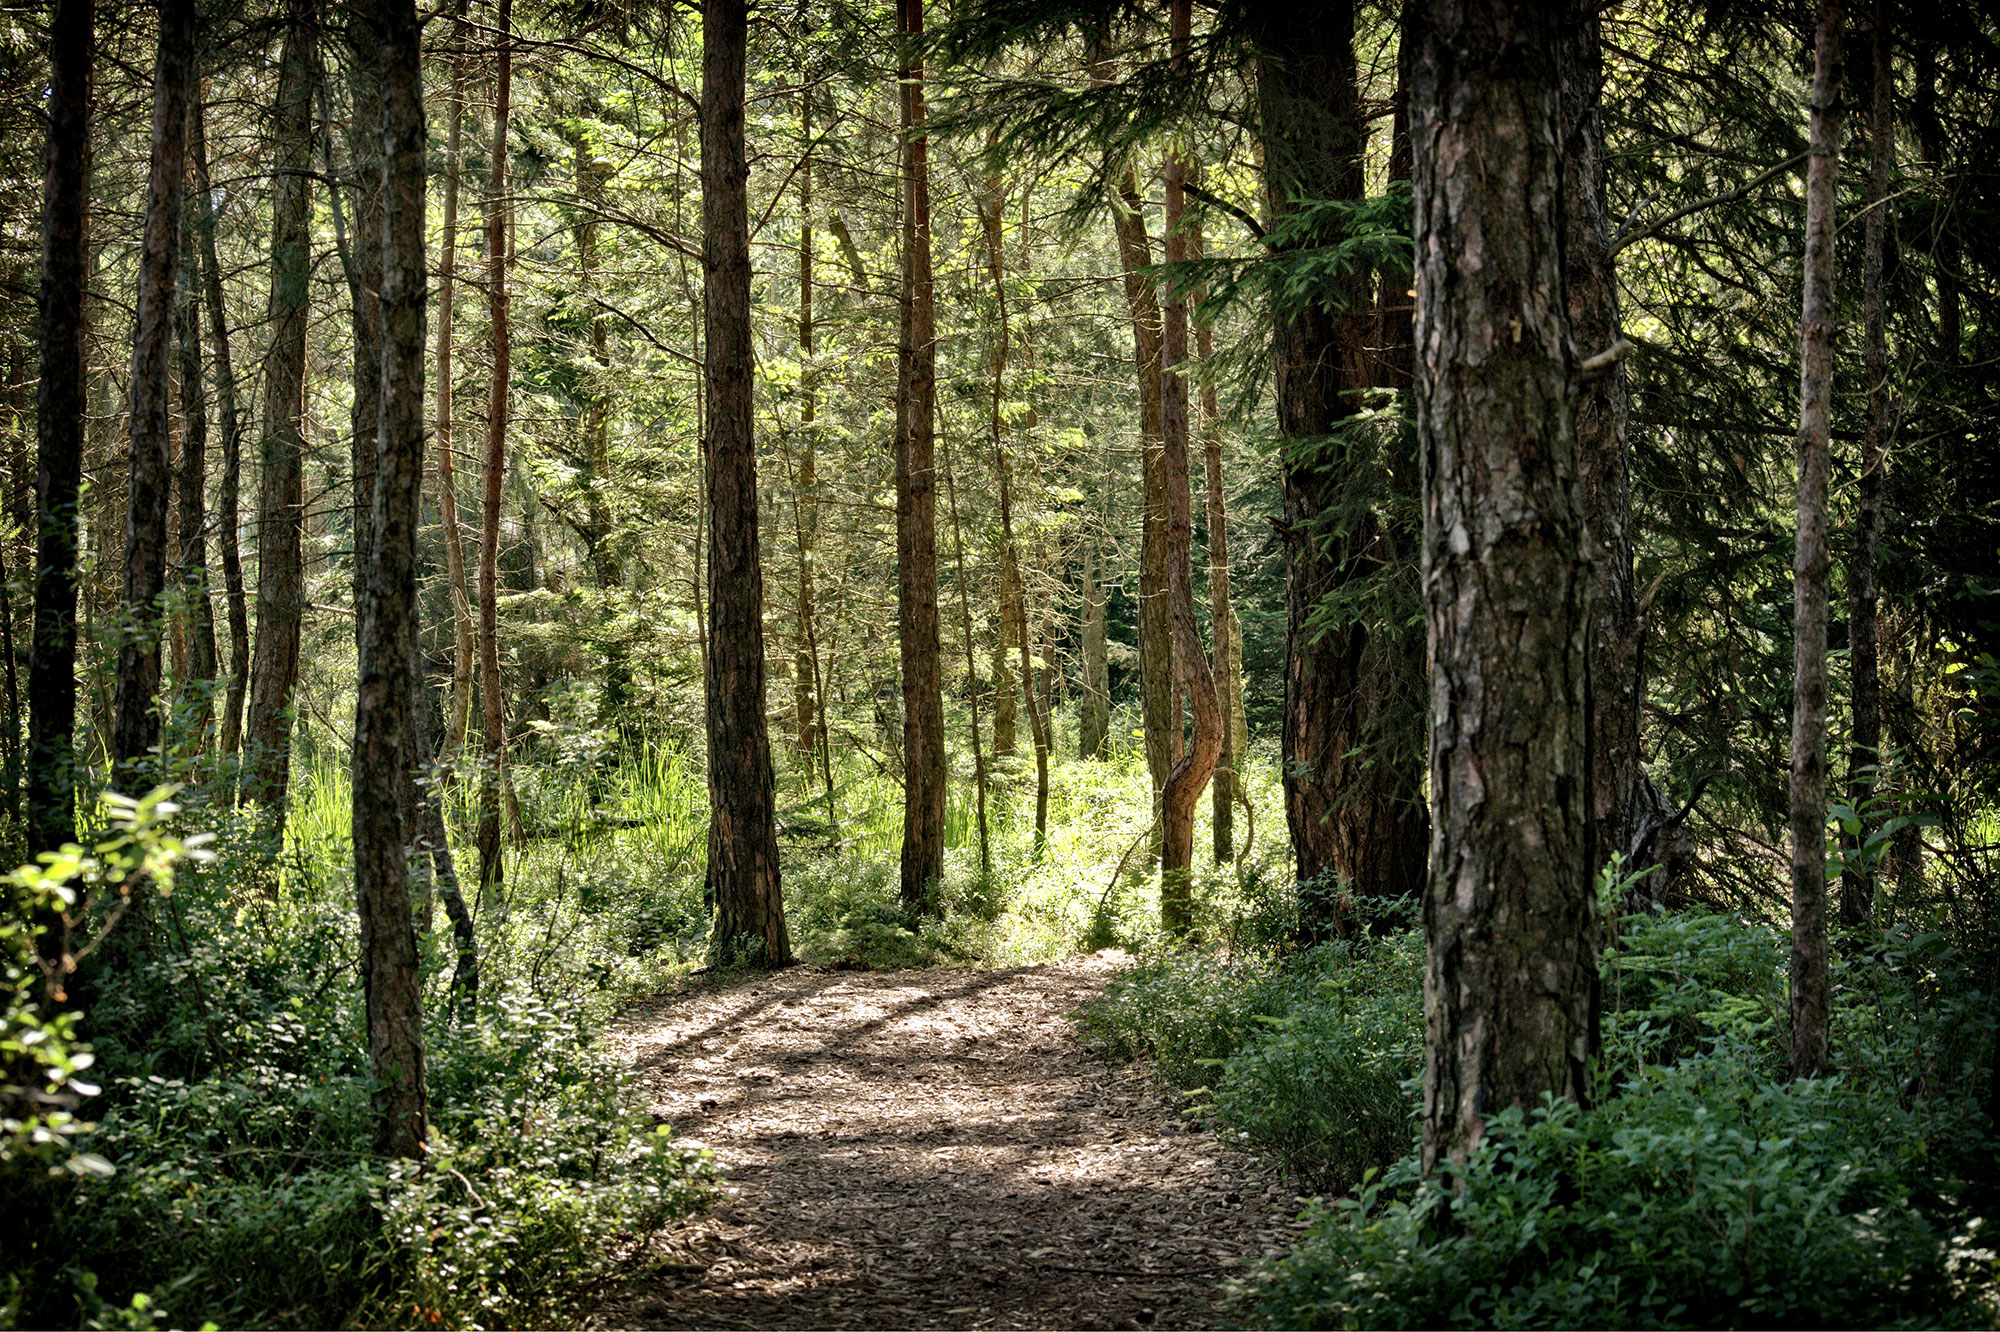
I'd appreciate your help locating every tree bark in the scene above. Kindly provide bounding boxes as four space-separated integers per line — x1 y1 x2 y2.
111 0 193 787
242 0 318 813
793 92 818 763
173 191 218 718
477 0 513 907
943 438 990 880
434 0 474 759
188 86 249 759
28 0 94 856
703 0 791 966
1190 207 1239 863
895 0 947 911
1158 0 1221 931
1079 538 1109 758
1791 0 1845 1081
575 131 627 717
1843 0 1890 930
343 18 383 645
1410 0 1596 1171
354 0 429 1159
1251 0 1427 932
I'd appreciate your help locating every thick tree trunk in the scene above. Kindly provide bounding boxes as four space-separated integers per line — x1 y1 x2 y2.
1252 1 1427 932
895 0 947 911
242 0 318 813
28 0 94 857
702 0 791 966
1790 0 1845 1081
188 88 248 759
1158 1 1222 932
434 1 474 759
1411 0 1596 1171
1843 2 1890 930
354 0 429 1160
111 0 193 787
477 0 512 907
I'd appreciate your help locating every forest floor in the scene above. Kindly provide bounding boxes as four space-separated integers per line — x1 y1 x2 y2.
587 952 1306 1330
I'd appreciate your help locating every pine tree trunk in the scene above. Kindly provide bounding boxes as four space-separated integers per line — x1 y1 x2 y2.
792 93 818 764
944 440 991 879
173 194 218 722
1410 0 1596 1171
434 0 474 759
28 0 94 858
1079 540 1109 758
1253 0 1427 933
187 88 248 759
111 0 193 788
702 0 791 966
1843 1 1890 930
1790 0 1845 1081
895 0 947 911
355 0 429 1159
343 20 383 645
575 135 627 717
242 0 318 813
1158 2 1222 931
477 0 513 908
1192 209 1238 861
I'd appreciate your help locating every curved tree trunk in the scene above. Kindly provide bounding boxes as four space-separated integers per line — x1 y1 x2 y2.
242 0 319 815
1411 0 1596 1171
895 0 946 911
703 0 791 966
111 0 193 788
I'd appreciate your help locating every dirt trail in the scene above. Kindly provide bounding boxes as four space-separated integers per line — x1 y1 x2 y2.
590 953 1305 1330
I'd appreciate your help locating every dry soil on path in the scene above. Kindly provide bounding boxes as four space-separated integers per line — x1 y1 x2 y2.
589 953 1306 1330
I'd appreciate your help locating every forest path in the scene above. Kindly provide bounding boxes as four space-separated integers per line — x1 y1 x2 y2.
589 953 1304 1330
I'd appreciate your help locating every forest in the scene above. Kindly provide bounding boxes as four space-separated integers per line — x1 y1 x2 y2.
0 0 1995 1326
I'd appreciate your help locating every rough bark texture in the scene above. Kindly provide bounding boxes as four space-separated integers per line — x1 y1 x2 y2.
895 0 947 911
28 0 94 855
111 0 192 786
344 20 384 644
242 0 317 812
478 0 513 907
354 0 429 1159
173 194 218 713
188 89 248 758
1251 0 1428 929
1410 0 1597 1172
1843 1 1890 930
1791 0 1844 1081
434 0 474 759
703 0 791 966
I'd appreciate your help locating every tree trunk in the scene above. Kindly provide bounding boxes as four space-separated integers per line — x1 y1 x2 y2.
343 19 383 645
1191 207 1238 863
1410 0 1596 1172
1790 0 1845 1081
188 86 248 759
895 0 947 912
173 186 218 734
702 0 791 966
242 0 318 813
944 438 990 880
575 132 627 718
27 0 93 857
434 0 474 759
477 0 513 908
1080 539 1109 758
1158 0 1222 932
111 0 193 787
1843 0 1890 930
1253 0 1428 936
793 92 818 764
355 0 429 1159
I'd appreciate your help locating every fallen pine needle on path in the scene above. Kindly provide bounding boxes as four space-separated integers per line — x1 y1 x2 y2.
588 951 1306 1330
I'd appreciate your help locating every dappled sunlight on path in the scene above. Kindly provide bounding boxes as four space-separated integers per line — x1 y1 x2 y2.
589 954 1306 1330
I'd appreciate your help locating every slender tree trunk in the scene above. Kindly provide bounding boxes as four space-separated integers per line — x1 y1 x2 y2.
242 0 318 813
0 343 22 822
173 188 218 724
1192 207 1238 862
1843 1 1890 930
944 437 990 879
434 0 474 759
343 19 383 644
1158 0 1221 931
793 93 818 764
1790 0 1845 1081
477 0 513 907
575 134 627 717
111 0 193 787
188 87 248 759
1080 539 1109 758
702 0 791 965
895 0 947 911
28 0 93 858
355 0 429 1159
1253 1 1427 935
1411 0 1596 1172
